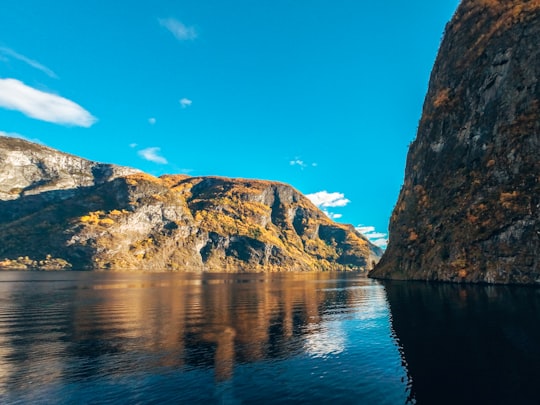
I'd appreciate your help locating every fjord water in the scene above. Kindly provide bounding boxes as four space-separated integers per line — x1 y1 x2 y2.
0 272 539 404
0 272 408 404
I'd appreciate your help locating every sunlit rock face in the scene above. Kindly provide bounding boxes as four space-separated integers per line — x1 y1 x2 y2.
371 0 540 284
0 136 139 202
0 136 382 271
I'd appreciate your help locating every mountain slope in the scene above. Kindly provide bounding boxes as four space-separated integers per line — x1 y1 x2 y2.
371 0 540 283
0 136 382 271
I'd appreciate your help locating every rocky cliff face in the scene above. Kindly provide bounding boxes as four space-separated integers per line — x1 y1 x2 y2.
371 0 540 284
0 137 139 201
0 136 381 271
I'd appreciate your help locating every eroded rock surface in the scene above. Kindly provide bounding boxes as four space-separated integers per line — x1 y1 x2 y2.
371 0 540 284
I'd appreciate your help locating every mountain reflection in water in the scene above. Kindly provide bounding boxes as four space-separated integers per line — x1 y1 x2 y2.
0 272 409 404
385 281 540 405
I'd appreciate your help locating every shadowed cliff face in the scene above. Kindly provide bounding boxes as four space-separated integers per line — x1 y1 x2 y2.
371 0 540 284
0 136 382 271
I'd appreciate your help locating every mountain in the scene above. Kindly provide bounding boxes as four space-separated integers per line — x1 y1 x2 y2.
370 0 540 283
0 136 382 271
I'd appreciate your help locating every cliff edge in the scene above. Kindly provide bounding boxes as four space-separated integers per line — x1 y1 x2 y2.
371 0 540 284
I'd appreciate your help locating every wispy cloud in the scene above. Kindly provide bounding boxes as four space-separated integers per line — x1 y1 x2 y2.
138 147 168 164
306 191 350 208
290 159 307 168
290 158 317 169
159 18 197 41
148 117 156 125
179 98 192 108
356 225 388 249
0 47 58 78
0 78 96 127
328 212 342 219
0 130 42 144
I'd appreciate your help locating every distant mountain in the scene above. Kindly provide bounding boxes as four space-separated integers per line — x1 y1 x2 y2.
0 136 382 271
371 0 540 284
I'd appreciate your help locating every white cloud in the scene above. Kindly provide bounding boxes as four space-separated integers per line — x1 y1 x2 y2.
0 47 58 78
371 238 388 248
290 159 306 168
129 143 138 148
306 191 350 208
307 191 350 222
159 18 197 41
356 224 388 249
148 117 156 125
356 226 375 234
320 209 344 221
290 158 317 170
365 232 387 239
0 78 96 127
180 98 192 108
138 147 168 164
327 212 342 219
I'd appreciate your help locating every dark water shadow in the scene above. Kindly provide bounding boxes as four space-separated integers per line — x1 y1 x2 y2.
385 281 540 405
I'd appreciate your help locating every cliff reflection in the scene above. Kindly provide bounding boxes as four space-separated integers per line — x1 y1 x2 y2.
385 281 540 405
67 272 365 382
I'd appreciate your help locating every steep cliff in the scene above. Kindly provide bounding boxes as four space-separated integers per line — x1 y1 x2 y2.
0 137 137 199
371 0 540 284
0 136 381 271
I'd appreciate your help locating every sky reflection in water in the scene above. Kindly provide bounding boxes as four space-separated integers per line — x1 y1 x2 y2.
0 271 409 404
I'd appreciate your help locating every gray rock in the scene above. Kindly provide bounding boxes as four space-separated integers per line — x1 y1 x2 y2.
370 1 540 284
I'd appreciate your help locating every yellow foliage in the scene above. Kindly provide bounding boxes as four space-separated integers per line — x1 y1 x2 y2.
451 258 468 269
79 211 104 224
151 194 165 202
433 88 451 108
160 174 191 189
124 173 162 186
79 210 116 226
500 191 519 200
500 191 519 209
467 213 479 224
469 2 539 58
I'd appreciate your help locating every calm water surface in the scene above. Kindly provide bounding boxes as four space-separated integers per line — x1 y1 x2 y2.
0 272 539 404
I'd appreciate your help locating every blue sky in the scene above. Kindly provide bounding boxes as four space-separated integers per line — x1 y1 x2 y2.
0 0 460 248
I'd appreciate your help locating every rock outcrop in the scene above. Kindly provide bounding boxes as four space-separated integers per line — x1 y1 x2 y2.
0 136 139 201
0 136 382 271
371 0 540 284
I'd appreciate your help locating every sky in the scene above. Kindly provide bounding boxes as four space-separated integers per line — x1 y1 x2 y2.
0 0 460 248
